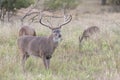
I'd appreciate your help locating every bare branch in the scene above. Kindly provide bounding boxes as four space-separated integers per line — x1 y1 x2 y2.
21 0 40 25
58 15 72 28
28 14 39 23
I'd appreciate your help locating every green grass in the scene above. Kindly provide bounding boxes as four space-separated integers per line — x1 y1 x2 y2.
0 21 120 80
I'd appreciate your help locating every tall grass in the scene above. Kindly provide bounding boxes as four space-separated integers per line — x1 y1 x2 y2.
0 19 120 80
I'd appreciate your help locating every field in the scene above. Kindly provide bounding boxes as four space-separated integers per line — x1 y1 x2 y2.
0 12 120 80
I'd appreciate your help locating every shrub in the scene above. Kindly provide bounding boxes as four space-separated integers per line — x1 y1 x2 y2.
15 0 34 9
109 0 120 5
0 0 34 10
0 0 34 21
43 0 79 10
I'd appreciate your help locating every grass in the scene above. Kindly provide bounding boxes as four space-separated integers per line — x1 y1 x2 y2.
0 19 120 80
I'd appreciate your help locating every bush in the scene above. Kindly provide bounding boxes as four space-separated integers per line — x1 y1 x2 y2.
0 0 34 10
109 0 120 5
43 0 79 10
15 0 34 9
0 0 34 21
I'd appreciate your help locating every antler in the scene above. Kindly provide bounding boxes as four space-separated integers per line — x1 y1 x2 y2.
21 12 39 23
28 12 40 24
39 9 72 30
46 19 53 28
58 14 72 29
39 15 53 29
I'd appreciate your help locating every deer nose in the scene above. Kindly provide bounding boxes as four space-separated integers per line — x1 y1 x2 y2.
59 34 62 38
46 55 52 60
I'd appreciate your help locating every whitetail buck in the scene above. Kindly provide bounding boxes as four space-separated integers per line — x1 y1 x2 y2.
79 26 100 44
17 14 72 71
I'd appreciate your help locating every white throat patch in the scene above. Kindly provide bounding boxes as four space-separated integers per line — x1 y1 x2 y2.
53 37 61 43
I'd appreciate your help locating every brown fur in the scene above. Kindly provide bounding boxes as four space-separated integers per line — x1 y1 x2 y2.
79 26 100 43
17 34 58 71
19 26 36 37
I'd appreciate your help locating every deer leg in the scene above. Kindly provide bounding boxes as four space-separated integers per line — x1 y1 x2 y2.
84 36 89 41
22 52 29 72
43 56 51 69
46 59 50 69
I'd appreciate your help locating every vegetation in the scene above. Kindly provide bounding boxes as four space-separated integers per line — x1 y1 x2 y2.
0 0 34 21
101 0 107 5
0 0 120 80
0 17 120 79
14 0 34 9
0 0 34 9
43 0 79 10
109 0 120 5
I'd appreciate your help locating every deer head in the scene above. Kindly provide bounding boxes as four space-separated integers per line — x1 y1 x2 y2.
39 14 72 43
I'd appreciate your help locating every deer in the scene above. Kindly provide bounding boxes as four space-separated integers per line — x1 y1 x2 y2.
17 14 72 72
79 26 100 44
18 26 36 37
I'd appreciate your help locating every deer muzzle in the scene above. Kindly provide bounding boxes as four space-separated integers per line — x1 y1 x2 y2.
46 55 52 60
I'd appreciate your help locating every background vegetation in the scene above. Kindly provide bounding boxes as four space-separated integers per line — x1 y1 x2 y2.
0 0 34 21
109 0 120 5
0 13 120 79
43 0 79 10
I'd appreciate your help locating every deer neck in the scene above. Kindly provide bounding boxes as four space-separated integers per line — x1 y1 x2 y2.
48 34 58 49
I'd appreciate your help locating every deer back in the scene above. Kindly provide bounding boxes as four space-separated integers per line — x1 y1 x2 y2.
83 26 100 37
86 26 99 34
19 26 36 37
17 36 35 53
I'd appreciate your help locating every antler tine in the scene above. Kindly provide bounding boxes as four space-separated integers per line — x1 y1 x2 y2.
58 15 72 28
21 12 39 24
39 15 53 29
29 14 38 22
46 19 53 28
28 14 39 25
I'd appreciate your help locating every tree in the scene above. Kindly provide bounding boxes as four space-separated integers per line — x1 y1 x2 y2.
0 0 34 21
101 0 107 5
109 0 120 12
109 0 120 5
43 0 79 11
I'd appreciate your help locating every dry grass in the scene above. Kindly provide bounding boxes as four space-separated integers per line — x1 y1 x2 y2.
0 13 120 80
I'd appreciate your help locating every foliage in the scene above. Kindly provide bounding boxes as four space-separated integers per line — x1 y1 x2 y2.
14 0 34 9
0 0 34 21
109 0 120 5
101 0 107 5
0 16 120 79
43 0 79 10
0 0 34 11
